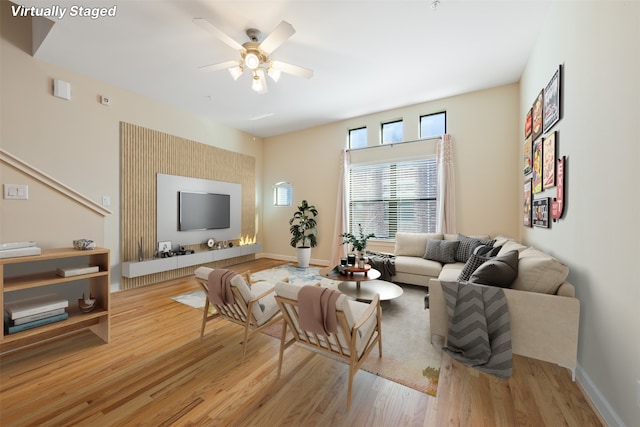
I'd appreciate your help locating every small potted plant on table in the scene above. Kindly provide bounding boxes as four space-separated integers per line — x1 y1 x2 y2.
340 224 375 265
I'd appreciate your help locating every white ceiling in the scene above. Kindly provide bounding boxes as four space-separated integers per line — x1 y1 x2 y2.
25 0 552 138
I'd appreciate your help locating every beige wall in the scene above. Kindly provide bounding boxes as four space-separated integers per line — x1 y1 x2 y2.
0 7 264 290
262 83 521 264
520 2 639 426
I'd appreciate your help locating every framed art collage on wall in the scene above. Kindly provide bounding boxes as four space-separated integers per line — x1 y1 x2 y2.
523 64 565 227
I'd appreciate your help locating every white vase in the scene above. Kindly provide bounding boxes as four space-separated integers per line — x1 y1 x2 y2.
296 247 311 268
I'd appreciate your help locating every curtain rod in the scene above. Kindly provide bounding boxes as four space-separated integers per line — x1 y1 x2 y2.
346 136 442 152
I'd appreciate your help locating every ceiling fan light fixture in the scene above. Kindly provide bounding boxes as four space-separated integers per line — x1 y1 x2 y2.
244 52 260 70
267 66 281 82
252 69 268 94
228 65 243 80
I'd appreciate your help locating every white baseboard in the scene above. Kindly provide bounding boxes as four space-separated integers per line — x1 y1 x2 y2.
576 364 625 427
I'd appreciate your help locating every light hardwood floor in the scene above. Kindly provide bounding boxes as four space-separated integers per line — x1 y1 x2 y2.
0 258 604 426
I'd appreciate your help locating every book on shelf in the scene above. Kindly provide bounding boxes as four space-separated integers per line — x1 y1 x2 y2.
0 241 36 251
11 307 67 325
4 312 69 334
56 266 100 277
4 294 69 320
0 246 41 259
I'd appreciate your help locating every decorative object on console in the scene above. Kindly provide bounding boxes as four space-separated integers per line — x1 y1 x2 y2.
207 238 216 249
73 239 95 250
289 200 319 268
543 65 561 134
138 237 143 262
533 198 550 228
158 241 171 254
543 131 556 189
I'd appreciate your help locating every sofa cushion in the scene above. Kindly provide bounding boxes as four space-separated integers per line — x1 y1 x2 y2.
395 232 443 257
395 255 443 277
457 253 489 281
439 263 466 282
424 239 459 264
455 234 496 263
511 248 569 294
469 250 519 288
474 244 502 257
497 240 528 256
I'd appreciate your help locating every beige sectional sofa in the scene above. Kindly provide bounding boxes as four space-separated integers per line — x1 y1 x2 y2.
391 232 580 378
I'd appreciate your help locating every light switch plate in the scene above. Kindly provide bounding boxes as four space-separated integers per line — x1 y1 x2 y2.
4 184 28 200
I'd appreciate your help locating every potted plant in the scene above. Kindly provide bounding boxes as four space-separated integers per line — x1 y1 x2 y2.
340 223 375 259
289 200 318 267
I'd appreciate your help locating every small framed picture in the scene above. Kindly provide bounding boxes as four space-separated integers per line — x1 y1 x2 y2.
543 66 561 133
523 179 532 227
543 131 556 189
524 108 532 139
532 137 543 193
158 241 172 253
532 198 550 228
531 89 544 141
523 136 533 176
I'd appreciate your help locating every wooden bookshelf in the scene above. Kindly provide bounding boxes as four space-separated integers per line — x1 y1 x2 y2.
1 247 110 354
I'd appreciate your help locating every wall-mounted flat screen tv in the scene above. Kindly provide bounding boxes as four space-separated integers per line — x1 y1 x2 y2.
179 191 230 231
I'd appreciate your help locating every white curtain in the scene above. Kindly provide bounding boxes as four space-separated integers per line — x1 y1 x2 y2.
330 149 349 266
436 134 456 234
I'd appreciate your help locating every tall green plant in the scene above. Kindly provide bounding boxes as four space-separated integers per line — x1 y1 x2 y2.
289 200 318 248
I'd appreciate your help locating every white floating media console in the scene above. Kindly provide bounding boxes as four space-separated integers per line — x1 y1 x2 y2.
121 243 262 278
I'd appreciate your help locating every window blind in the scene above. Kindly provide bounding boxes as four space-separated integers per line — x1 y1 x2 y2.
347 158 437 239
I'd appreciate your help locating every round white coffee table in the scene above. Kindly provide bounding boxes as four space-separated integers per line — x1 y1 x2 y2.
320 267 403 301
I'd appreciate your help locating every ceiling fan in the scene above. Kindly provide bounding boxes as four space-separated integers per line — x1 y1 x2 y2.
194 18 313 94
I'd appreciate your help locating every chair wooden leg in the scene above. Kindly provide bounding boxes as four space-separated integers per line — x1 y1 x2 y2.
201 300 210 339
277 321 287 377
347 364 354 411
242 325 249 361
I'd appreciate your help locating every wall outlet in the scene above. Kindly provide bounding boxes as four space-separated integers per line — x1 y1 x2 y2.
102 196 111 206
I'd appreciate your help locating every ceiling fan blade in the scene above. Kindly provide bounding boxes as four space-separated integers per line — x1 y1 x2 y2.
193 18 244 52
270 60 314 79
259 21 295 54
198 60 241 72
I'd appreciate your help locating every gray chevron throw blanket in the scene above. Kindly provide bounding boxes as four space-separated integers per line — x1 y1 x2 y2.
441 281 512 379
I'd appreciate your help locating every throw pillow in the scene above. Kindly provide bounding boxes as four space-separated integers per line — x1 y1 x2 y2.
473 244 502 257
455 234 496 263
423 239 460 264
469 250 519 288
457 253 489 281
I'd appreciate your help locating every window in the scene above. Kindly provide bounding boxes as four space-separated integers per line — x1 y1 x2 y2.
349 127 367 149
381 120 403 144
420 112 446 139
273 182 292 206
347 158 437 240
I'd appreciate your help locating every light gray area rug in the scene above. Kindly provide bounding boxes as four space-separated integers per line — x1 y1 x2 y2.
172 264 442 396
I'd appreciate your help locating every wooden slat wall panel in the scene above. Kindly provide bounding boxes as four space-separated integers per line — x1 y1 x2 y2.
120 122 256 290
